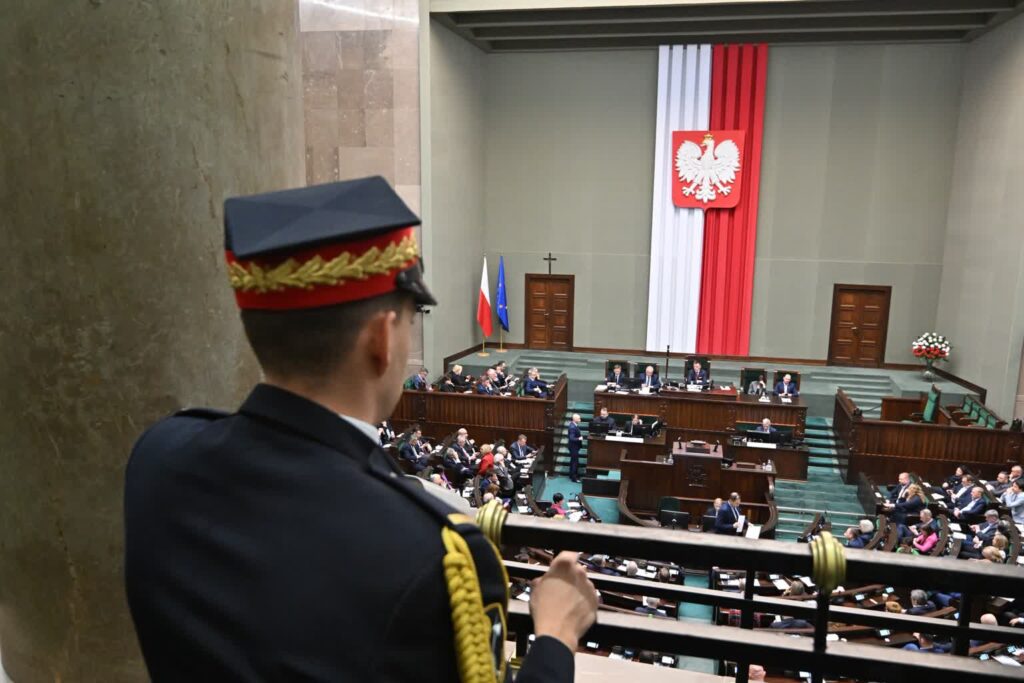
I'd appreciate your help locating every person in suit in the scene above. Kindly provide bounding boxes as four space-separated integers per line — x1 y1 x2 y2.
770 616 812 630
443 447 472 481
377 420 396 447
606 363 628 386
907 508 936 538
686 361 709 386
755 418 777 434
960 509 1001 558
989 471 1011 497
399 428 431 472
941 465 970 491
492 452 515 495
902 633 948 653
889 472 911 503
906 590 937 616
568 413 583 483
715 493 744 535
475 376 497 395
510 434 535 462
124 178 595 682
492 361 509 388
774 373 799 397
844 518 875 548
747 374 768 396
954 486 987 519
525 367 550 398
949 474 975 507
446 364 471 390
634 596 665 617
640 365 661 391
885 484 926 523
626 414 644 436
450 433 476 469
1000 478 1024 524
591 407 617 430
437 375 457 392
407 367 429 390
704 497 723 518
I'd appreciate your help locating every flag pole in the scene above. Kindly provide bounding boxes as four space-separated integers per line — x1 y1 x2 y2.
478 338 490 357
497 328 507 353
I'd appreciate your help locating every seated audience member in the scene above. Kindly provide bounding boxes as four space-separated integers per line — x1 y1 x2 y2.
591 407 617 429
377 420 396 447
450 433 476 467
1000 478 1024 524
481 492 495 506
845 519 875 548
913 521 940 554
475 376 497 395
446 364 471 390
902 633 948 653
906 590 936 616
429 472 453 491
407 367 429 391
477 444 495 476
510 434 535 462
492 453 515 495
634 596 664 617
606 363 628 386
754 418 776 434
442 448 472 481
885 599 903 614
978 545 1005 563
548 492 568 517
492 361 509 388
586 555 617 576
884 484 926 523
626 414 644 436
889 472 911 503
398 427 431 472
479 472 500 499
705 497 723 518
686 361 709 386
782 580 806 597
747 374 768 397
953 486 986 519
770 614 812 630
748 665 767 683
949 474 975 507
907 508 935 537
961 509 1001 558
773 373 799 397
942 466 969 491
640 365 661 391
656 567 671 583
625 561 639 578
437 375 457 392
524 367 550 398
971 614 1000 648
989 471 1012 497
715 492 744 535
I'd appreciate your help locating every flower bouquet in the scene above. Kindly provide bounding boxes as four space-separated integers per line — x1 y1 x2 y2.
911 333 950 379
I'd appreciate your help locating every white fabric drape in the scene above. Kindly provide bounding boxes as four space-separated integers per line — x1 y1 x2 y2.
645 44 712 353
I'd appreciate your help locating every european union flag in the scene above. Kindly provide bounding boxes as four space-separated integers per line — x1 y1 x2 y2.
496 256 510 332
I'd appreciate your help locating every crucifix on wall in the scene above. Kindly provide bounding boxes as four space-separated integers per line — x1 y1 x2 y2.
543 252 557 274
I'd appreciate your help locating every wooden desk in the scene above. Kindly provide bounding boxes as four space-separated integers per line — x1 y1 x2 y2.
587 432 667 470
391 374 568 473
595 388 807 446
727 440 809 481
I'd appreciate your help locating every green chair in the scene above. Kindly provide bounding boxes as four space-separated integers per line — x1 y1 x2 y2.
605 359 633 380
739 368 767 394
684 356 712 379
658 496 682 514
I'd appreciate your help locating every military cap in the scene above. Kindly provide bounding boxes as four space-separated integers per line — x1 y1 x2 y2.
224 176 436 309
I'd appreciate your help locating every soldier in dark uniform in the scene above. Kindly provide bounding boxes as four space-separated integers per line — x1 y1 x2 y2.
124 177 597 682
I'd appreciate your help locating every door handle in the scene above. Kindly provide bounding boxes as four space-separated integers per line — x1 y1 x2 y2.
851 326 859 334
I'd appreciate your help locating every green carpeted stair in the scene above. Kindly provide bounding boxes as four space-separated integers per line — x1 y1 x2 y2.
804 370 893 418
773 416 866 541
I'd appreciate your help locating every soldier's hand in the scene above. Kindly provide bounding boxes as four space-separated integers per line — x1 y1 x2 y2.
529 551 598 652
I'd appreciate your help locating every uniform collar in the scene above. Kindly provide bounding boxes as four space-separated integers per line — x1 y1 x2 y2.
238 383 398 477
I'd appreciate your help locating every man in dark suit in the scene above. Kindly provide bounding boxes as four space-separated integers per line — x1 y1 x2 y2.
715 492 744 535
407 367 429 390
475 377 496 395
641 365 661 391
591 407 617 430
774 373 799 397
511 434 535 462
889 472 911 503
525 367 550 398
905 590 937 615
686 361 709 386
399 427 431 472
950 475 975 507
755 418 777 434
568 413 583 483
492 361 509 388
124 178 595 681
954 486 987 519
606 363 627 386
961 509 1001 558
450 433 476 469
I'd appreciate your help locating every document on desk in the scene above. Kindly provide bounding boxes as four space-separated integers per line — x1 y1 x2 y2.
745 523 761 539
994 655 1021 667
595 384 608 392
745 441 777 450
931 493 945 501
606 434 643 443
772 578 789 590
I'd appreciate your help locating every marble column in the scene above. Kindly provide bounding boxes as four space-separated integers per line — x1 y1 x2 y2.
0 2 304 681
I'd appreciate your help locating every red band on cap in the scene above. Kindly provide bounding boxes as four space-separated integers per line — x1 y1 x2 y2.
226 226 419 310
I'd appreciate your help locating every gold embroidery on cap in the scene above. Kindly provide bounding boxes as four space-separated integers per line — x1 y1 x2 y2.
228 234 418 293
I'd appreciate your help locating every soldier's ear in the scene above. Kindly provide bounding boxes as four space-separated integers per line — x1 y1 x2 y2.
362 309 398 377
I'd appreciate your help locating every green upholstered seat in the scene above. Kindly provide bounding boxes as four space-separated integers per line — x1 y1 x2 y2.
658 496 681 513
773 370 802 390
605 359 633 378
740 367 767 392
684 356 712 379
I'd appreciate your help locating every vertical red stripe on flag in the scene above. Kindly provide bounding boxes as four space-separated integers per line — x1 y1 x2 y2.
477 258 493 337
696 44 768 356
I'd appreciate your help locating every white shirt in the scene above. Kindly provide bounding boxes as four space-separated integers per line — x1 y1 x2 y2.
339 413 381 445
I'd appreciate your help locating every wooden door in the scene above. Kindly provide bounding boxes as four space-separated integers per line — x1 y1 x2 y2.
525 274 574 350
827 284 892 367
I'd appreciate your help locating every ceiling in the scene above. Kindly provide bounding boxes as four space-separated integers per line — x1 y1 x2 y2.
433 0 1024 52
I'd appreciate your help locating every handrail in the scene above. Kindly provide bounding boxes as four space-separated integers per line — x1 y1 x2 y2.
577 492 601 523
616 481 658 527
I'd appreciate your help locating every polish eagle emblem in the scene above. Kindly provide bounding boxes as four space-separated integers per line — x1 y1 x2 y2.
674 133 741 204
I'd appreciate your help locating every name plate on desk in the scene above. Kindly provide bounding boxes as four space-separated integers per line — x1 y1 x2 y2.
686 384 703 392
745 440 777 449
780 397 793 404
605 434 644 443
758 396 770 403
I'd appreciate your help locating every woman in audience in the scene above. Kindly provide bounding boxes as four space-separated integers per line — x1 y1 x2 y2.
912 521 940 554
943 466 970 491
1000 478 1024 524
887 484 927 523
991 533 1009 562
979 546 1004 563
548 492 568 517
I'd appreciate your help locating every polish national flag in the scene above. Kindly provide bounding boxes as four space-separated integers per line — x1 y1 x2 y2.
477 258 493 337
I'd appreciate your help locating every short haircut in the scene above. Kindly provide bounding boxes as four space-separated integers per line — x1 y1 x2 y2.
552 492 564 503
517 434 527 441
241 291 411 380
910 589 927 606
729 492 740 502
858 519 875 534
